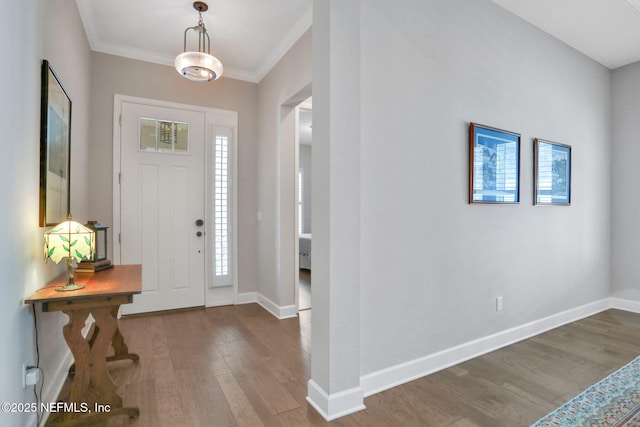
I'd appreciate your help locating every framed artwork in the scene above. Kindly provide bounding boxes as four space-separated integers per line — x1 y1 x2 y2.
469 123 520 204
534 139 571 205
40 60 72 226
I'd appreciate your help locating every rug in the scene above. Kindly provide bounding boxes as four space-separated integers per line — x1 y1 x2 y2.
531 356 640 426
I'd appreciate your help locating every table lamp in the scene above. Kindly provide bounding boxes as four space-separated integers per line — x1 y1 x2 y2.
44 216 95 291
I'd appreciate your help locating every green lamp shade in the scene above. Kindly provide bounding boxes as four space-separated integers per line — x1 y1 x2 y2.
44 220 95 264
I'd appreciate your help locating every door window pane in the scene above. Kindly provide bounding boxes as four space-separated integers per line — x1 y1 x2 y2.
140 119 157 151
139 118 189 153
157 121 174 152
175 123 189 153
214 135 230 276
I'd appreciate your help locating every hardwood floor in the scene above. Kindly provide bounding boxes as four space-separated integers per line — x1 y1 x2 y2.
299 269 311 311
56 307 640 426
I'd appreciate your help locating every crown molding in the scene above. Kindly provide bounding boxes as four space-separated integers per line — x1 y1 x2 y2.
90 40 259 82
92 40 176 68
252 5 312 82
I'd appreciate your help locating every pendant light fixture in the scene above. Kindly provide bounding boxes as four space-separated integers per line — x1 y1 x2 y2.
175 1 223 82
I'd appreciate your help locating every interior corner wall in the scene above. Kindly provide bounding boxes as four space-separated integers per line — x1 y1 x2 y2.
0 0 92 426
256 30 312 307
611 61 640 299
43 0 92 223
87 53 259 295
358 0 611 376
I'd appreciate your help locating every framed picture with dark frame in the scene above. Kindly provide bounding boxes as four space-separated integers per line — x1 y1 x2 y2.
39 60 72 226
469 123 520 204
534 138 571 205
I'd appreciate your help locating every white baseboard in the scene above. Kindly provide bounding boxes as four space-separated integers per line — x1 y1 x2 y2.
361 298 612 397
239 292 297 319
237 292 258 304
306 380 366 421
36 349 73 427
610 297 640 313
257 293 297 319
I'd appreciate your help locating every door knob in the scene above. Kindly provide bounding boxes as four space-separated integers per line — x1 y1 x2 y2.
195 219 204 227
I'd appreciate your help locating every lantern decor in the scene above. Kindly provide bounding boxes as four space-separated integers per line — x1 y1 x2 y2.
75 220 113 273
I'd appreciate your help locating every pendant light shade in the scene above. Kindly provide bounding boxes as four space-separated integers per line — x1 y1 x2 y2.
175 2 223 82
175 51 223 82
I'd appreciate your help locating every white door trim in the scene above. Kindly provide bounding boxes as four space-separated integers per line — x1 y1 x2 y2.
113 94 239 307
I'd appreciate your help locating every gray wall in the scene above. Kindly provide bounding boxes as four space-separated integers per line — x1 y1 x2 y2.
0 1 42 424
310 0 614 413
88 52 259 294
256 30 312 307
0 0 92 425
317 0 612 379
38 0 94 407
359 0 612 375
612 62 640 299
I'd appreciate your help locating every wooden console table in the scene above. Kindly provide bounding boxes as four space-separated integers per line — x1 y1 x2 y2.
26 264 142 426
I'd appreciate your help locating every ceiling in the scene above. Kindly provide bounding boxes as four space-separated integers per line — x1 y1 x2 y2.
76 1 640 86
491 0 640 69
75 0 312 83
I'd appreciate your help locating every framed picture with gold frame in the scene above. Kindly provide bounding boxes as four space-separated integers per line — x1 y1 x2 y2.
39 60 71 226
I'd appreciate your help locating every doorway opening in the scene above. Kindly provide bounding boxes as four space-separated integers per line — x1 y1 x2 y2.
297 99 312 311
279 84 311 317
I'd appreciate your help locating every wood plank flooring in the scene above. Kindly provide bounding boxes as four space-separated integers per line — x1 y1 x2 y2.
54 307 640 426
299 269 311 311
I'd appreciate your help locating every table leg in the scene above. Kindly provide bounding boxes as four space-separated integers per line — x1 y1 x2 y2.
61 309 92 419
89 306 123 408
54 307 139 425
68 306 139 374
108 305 140 363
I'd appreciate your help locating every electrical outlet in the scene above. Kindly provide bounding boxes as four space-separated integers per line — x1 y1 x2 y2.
23 364 39 387
496 296 503 311
26 367 39 386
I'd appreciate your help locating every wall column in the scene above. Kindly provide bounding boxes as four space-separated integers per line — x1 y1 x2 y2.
307 0 364 420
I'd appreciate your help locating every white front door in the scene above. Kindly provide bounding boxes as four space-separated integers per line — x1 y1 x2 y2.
118 101 206 314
